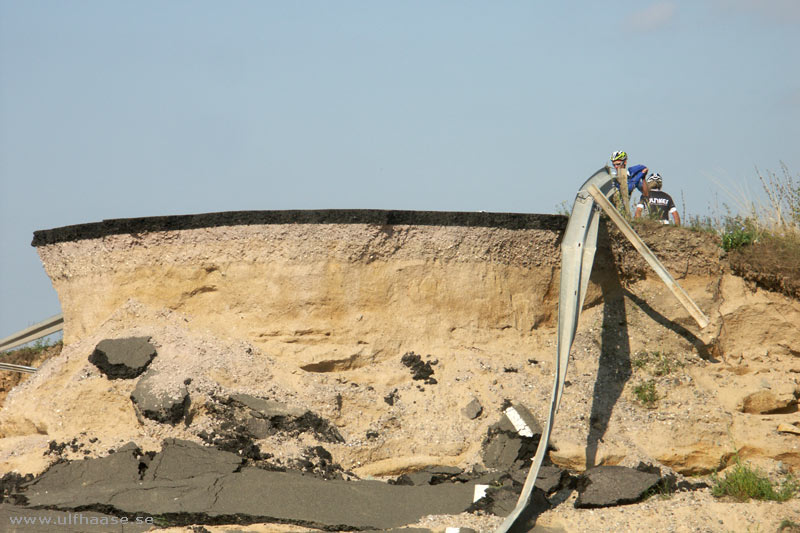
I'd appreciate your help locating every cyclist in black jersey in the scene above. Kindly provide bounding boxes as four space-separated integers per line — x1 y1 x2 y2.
634 173 681 226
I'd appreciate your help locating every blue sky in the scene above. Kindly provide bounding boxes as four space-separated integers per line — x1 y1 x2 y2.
1 1 799 340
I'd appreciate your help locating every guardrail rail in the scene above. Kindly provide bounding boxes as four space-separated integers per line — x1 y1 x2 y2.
0 313 64 372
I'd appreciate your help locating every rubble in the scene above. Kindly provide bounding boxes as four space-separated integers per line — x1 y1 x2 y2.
88 337 156 379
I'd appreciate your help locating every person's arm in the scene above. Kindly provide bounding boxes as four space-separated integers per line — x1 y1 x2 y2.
627 165 648 193
667 195 679 226
634 196 645 218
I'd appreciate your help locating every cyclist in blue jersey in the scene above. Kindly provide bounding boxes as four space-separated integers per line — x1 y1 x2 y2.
610 151 650 195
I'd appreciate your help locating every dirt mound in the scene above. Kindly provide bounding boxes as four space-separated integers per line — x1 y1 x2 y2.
729 234 800 299
0 343 61 407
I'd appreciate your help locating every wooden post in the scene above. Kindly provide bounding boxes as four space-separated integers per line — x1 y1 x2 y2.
587 185 710 329
617 166 630 219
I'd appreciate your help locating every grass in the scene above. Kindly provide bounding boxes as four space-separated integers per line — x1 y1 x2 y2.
633 380 659 408
779 520 800 532
632 350 683 377
686 163 799 241
682 164 800 298
711 456 799 502
555 200 571 216
644 477 676 500
2 337 62 357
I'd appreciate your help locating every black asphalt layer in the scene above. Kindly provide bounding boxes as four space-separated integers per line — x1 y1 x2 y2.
130 370 189 424
31 209 567 246
0 504 155 533
16 440 477 530
89 338 156 380
575 466 662 508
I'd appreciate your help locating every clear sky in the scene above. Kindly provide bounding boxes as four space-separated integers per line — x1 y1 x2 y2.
1 0 799 340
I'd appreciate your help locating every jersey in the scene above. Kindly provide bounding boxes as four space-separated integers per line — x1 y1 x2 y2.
637 190 677 223
613 164 648 193
627 164 648 193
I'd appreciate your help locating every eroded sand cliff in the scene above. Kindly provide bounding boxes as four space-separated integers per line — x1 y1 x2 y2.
2 210 799 531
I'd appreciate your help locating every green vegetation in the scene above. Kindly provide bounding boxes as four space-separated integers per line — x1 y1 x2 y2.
711 456 799 502
632 350 683 377
555 200 571 216
3 337 62 357
644 477 676 501
682 164 800 298
779 519 800 532
721 218 759 251
686 163 799 240
633 380 659 408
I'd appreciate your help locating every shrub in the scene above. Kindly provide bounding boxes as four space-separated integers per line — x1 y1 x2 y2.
711 457 799 502
721 217 759 251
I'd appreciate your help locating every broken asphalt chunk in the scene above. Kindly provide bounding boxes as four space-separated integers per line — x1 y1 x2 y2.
14 448 478 530
89 337 156 379
575 466 661 508
130 370 190 425
462 397 483 420
401 352 437 384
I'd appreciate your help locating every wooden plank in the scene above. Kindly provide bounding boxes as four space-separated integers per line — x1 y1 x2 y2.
586 185 710 329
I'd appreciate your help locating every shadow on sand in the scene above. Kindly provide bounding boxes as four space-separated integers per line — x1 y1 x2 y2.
585 243 632 469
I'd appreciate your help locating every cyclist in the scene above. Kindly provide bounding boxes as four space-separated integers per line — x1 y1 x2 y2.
634 173 681 225
610 151 650 196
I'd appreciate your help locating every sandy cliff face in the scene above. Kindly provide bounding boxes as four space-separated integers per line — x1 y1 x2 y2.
35 220 564 363
2 211 799 517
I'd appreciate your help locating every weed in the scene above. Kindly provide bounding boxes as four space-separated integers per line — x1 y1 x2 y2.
679 164 800 298
632 350 682 377
779 519 800 532
632 354 649 370
721 217 760 251
633 380 658 408
755 162 800 233
31 337 54 352
555 200 571 216
3 338 62 357
685 214 718 235
711 457 799 502
644 477 676 500
652 358 671 377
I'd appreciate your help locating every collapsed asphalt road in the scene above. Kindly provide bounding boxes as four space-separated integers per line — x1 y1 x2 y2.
1 341 681 531
3 413 679 532
11 439 477 530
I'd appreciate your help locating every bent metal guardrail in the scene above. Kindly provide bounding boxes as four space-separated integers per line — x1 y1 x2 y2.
495 167 709 532
0 313 64 372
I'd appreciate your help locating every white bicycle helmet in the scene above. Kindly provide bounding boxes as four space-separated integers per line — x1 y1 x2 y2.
646 172 663 189
611 150 628 162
